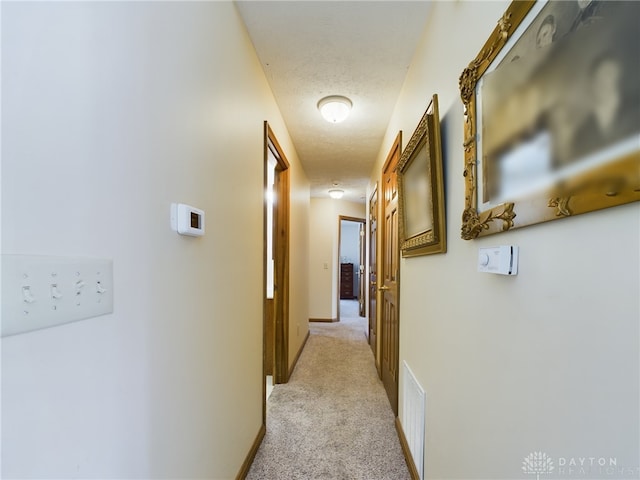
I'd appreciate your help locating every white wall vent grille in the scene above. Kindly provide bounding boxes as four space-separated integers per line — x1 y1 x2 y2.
402 360 426 479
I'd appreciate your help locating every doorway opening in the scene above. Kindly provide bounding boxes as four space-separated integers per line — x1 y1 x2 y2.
337 216 366 334
263 123 290 423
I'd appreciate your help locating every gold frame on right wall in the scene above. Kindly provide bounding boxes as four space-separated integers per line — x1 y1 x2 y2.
459 0 640 240
397 94 446 257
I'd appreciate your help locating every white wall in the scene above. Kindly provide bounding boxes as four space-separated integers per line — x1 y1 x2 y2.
309 199 365 320
1 2 309 478
370 2 639 478
289 162 311 365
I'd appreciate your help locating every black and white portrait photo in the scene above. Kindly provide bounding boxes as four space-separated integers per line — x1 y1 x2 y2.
479 0 640 204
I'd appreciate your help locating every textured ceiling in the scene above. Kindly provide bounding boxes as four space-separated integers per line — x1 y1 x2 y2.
236 1 431 203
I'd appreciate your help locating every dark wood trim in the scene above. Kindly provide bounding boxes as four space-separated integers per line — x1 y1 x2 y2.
288 329 310 379
368 182 379 362
382 131 402 172
235 424 266 480
339 215 366 223
274 165 290 384
309 317 338 323
262 123 269 426
265 122 290 387
266 124 290 169
395 417 420 480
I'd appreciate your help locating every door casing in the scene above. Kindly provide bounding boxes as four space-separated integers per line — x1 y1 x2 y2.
336 215 365 322
368 184 378 359
263 122 290 422
358 222 366 317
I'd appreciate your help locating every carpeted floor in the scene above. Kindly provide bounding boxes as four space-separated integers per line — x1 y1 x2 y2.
246 300 411 480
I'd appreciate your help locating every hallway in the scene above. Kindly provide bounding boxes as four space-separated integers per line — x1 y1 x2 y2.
247 301 410 479
3 3 638 478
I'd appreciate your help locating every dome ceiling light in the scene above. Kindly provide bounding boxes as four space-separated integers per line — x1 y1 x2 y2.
328 188 344 199
317 95 352 123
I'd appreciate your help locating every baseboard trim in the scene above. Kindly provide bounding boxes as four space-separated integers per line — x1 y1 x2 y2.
309 317 337 323
288 329 310 378
395 417 420 480
235 423 265 480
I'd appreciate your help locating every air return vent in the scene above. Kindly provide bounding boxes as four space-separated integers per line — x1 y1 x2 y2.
402 361 426 479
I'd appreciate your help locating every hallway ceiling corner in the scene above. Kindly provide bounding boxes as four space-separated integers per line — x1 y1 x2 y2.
236 1 431 203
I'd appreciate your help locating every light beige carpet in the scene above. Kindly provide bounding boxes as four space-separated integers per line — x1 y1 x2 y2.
247 301 411 480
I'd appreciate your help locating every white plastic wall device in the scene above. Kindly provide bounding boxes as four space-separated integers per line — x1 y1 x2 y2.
478 246 519 275
170 203 205 237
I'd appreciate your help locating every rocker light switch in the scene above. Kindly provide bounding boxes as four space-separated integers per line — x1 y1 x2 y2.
478 246 519 276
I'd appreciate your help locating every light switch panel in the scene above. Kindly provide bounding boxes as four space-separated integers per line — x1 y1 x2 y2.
478 246 519 276
2 255 114 337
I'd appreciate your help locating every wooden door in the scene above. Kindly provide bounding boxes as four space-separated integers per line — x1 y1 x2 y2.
273 163 290 385
380 133 401 416
368 185 378 355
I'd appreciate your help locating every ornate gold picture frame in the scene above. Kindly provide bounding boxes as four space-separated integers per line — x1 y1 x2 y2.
398 94 446 257
459 0 640 240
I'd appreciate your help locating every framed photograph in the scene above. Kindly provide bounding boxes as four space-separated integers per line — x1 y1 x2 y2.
459 0 640 239
398 94 446 257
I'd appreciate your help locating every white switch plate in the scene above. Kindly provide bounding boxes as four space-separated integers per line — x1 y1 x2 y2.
1 255 114 337
478 246 518 276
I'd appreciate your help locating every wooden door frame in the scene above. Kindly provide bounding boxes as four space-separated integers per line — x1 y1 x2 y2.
379 132 401 414
368 183 378 361
358 221 366 317
263 122 290 423
336 215 365 323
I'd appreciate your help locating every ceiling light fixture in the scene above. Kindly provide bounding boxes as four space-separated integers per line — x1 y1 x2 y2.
317 95 352 123
328 189 344 199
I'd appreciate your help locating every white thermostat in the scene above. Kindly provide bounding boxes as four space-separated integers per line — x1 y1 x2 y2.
171 203 205 237
478 245 518 275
